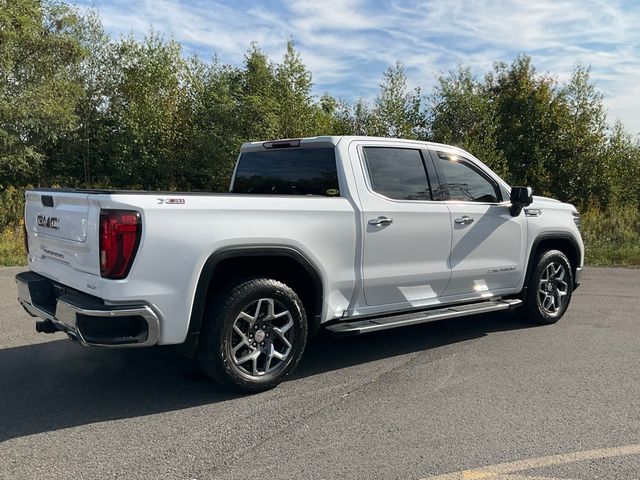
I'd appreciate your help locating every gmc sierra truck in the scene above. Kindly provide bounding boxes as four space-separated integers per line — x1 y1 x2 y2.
16 136 583 392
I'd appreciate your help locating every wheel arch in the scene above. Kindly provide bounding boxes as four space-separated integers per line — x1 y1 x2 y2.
177 245 324 357
521 232 582 301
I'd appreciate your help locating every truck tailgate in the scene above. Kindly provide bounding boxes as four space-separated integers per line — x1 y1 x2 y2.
25 190 101 276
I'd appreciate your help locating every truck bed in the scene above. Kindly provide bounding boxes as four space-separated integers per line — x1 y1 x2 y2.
23 188 358 344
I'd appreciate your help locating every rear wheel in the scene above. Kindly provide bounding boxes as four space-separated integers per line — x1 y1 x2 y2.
523 249 573 325
196 278 307 393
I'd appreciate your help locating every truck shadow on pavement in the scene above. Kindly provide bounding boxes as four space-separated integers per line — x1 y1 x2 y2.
0 311 532 443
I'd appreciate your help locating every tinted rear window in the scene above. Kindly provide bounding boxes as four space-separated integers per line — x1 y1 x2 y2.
363 147 432 200
232 148 339 196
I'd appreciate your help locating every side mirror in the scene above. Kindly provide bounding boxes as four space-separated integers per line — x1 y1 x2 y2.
510 186 533 216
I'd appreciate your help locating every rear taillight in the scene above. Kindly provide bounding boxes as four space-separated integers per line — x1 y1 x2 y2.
99 210 141 279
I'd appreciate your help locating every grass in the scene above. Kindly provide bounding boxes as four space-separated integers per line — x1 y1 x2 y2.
1 204 638 267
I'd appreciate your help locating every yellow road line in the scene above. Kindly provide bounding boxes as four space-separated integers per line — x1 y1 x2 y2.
422 443 640 479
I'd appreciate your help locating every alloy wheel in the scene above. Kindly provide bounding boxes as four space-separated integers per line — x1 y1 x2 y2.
228 298 294 378
538 262 569 315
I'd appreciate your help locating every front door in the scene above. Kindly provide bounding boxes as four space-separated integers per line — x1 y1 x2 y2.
429 150 527 297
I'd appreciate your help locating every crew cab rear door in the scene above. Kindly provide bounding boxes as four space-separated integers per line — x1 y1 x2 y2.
351 141 452 314
428 150 527 297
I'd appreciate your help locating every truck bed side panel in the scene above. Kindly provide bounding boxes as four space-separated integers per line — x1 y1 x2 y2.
26 192 357 344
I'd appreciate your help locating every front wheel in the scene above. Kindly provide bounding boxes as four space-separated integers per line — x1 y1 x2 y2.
522 249 573 325
197 278 308 393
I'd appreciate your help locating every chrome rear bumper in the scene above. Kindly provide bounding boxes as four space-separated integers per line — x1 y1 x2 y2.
16 271 159 347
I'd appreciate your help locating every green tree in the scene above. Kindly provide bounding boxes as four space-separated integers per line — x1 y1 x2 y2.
345 99 374 135
487 55 568 196
370 62 424 139
174 57 242 190
554 64 610 204
102 32 186 188
0 0 85 186
236 43 280 141
44 9 113 185
314 94 354 135
428 66 508 178
275 40 315 138
606 121 640 206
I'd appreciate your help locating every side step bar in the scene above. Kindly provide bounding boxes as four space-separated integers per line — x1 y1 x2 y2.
326 299 522 336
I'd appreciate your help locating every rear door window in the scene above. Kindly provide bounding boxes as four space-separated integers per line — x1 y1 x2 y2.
363 147 432 201
232 147 339 196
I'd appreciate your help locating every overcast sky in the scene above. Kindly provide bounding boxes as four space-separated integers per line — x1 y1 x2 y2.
74 0 640 135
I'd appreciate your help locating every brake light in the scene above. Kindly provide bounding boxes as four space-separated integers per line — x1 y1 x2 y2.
99 210 141 279
263 139 301 149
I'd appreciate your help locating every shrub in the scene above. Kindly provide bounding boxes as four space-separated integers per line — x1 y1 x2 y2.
0 186 25 231
0 222 25 266
580 202 640 266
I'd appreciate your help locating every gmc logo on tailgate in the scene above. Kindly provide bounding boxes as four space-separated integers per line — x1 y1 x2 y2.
37 215 59 230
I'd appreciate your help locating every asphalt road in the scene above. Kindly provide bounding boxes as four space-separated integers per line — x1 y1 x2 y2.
1 266 639 480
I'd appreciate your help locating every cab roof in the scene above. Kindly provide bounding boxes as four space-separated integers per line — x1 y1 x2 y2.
239 136 460 153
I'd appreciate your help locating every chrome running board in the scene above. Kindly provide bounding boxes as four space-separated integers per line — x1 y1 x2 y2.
326 299 522 336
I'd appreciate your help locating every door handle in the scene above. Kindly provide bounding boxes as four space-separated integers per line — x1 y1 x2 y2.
454 216 474 225
368 216 393 226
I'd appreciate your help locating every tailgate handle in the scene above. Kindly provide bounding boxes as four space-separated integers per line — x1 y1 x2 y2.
41 195 54 207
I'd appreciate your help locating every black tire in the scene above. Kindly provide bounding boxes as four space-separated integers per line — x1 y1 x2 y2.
196 278 307 393
522 249 573 325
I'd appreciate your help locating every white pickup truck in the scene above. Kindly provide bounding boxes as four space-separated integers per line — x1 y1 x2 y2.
16 136 584 392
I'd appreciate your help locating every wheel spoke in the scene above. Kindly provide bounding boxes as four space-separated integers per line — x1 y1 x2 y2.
270 344 287 361
264 348 273 373
554 289 563 309
234 349 260 368
257 298 292 322
272 310 291 320
557 280 568 293
231 325 250 354
273 316 293 343
274 327 292 350
542 294 553 311
255 298 276 320
233 324 247 340
232 340 247 356
278 317 294 333
250 353 260 376
237 311 256 327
